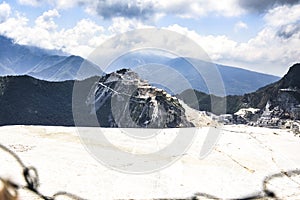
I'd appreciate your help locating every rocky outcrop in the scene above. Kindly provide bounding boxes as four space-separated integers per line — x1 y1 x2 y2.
201 64 300 131
229 64 300 132
250 65 300 127
254 92 299 127
86 69 194 128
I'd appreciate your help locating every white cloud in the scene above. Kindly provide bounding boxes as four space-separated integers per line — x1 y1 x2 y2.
57 19 107 56
18 0 41 6
0 13 29 41
35 9 60 31
234 21 248 32
17 0 244 19
0 1 11 23
0 9 108 57
18 0 94 9
16 0 298 23
165 22 299 76
151 0 244 18
1 2 299 76
52 0 81 9
108 17 151 34
203 0 244 17
264 4 300 27
163 4 300 75
166 24 238 60
238 0 300 13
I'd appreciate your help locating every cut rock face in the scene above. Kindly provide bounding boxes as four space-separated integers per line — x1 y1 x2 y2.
86 69 194 128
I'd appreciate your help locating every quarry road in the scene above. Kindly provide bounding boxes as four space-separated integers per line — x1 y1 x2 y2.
0 125 299 199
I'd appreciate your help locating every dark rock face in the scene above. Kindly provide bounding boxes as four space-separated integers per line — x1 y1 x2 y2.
253 91 300 127
180 63 300 130
0 69 193 127
179 63 300 117
87 69 193 128
251 64 300 126
234 64 300 127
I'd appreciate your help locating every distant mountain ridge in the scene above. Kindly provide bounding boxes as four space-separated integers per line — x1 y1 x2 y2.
0 35 102 81
0 35 279 95
108 52 280 95
0 64 298 127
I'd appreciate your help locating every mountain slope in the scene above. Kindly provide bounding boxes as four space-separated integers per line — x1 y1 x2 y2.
216 64 280 95
108 52 280 95
28 55 101 81
0 35 102 81
0 75 75 125
179 63 300 119
0 36 279 94
0 70 194 127
177 89 243 114
238 63 300 110
74 69 193 128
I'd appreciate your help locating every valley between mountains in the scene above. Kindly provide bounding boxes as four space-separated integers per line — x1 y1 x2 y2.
0 35 299 200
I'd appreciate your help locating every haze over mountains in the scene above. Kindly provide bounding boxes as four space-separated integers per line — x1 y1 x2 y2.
0 35 280 96
106 51 281 95
1 35 298 127
0 64 298 127
0 36 102 81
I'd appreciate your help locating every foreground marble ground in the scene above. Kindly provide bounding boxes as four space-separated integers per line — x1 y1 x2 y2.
0 125 300 199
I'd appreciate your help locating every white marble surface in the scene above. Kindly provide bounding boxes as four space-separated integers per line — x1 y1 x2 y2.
0 125 300 199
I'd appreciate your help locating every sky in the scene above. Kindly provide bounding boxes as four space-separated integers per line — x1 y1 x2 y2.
0 0 299 76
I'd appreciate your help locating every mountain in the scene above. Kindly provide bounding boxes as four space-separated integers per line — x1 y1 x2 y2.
237 63 300 110
237 63 300 126
215 63 280 95
0 75 75 125
107 52 280 96
1 64 296 128
74 69 193 128
0 35 102 81
0 36 279 95
0 69 193 127
179 63 300 125
177 90 243 115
